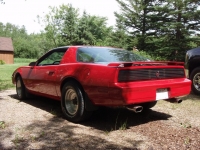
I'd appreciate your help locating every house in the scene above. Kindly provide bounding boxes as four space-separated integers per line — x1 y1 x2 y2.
0 37 14 64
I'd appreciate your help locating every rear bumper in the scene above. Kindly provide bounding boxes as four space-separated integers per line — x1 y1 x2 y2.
113 78 191 105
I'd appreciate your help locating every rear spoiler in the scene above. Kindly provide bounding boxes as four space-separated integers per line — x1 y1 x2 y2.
107 61 184 67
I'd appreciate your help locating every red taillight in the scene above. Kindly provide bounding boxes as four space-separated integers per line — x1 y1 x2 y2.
118 68 185 82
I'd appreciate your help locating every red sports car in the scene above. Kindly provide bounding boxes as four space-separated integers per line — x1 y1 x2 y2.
12 46 191 122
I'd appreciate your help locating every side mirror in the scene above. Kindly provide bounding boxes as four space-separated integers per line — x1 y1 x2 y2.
29 62 36 66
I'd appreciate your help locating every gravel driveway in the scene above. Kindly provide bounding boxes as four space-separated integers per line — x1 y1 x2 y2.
0 89 200 150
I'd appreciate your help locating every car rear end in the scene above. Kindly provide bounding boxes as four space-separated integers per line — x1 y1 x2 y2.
108 61 191 105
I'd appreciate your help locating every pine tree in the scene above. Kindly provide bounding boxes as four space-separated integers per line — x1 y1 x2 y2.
115 0 200 60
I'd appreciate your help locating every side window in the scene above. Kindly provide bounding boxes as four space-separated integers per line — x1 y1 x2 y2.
38 51 66 66
77 49 95 62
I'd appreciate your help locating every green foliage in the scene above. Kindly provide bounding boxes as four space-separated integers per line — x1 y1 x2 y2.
0 60 5 65
14 58 36 63
0 79 13 91
38 4 113 48
115 0 200 61
39 4 80 47
1 2 200 61
77 11 113 46
180 122 192 129
11 134 24 145
119 119 128 130
0 62 29 91
134 50 161 61
0 121 5 129
0 22 45 59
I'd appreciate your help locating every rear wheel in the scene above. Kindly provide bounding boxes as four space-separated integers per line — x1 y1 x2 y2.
16 76 26 100
61 81 92 122
190 67 200 95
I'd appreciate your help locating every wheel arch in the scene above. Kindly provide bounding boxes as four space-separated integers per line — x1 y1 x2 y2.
60 77 83 93
190 66 200 95
60 77 98 111
188 58 200 77
189 65 199 78
189 66 200 79
13 72 22 84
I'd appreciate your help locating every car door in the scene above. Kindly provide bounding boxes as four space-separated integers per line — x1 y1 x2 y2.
26 49 67 97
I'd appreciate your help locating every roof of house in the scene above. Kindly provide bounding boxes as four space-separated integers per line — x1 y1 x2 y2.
0 37 14 52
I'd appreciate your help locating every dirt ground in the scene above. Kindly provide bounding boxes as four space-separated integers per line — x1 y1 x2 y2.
0 89 200 150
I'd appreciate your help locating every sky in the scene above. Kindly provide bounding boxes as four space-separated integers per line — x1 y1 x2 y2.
0 0 119 34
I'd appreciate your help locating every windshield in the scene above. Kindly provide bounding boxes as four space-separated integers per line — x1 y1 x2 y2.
77 47 148 63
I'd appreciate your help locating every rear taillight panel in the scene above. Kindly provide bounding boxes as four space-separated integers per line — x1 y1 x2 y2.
118 68 185 82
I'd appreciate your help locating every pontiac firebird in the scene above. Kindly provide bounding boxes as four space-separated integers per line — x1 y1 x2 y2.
12 46 191 122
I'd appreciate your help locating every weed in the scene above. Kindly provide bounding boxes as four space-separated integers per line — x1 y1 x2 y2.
11 134 24 145
0 60 5 65
115 113 120 130
184 137 191 145
50 109 57 115
39 131 45 138
180 122 192 128
114 112 128 130
0 121 5 129
15 127 20 131
31 135 37 142
104 130 110 135
119 119 128 130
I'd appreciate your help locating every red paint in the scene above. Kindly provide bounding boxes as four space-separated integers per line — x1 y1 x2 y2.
12 46 191 106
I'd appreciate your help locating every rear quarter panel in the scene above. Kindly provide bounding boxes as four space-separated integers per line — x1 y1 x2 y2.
56 63 118 105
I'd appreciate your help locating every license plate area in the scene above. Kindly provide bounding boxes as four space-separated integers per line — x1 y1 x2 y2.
156 88 169 100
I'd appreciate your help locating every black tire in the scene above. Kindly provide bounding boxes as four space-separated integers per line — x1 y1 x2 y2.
141 101 157 110
16 76 26 100
61 81 92 122
190 67 200 95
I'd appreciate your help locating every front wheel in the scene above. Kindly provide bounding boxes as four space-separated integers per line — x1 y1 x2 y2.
16 76 26 100
61 81 92 122
190 67 200 95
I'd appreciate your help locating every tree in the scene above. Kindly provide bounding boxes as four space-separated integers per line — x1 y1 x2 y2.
77 11 113 46
40 4 114 47
0 22 43 58
58 4 79 45
115 0 200 60
115 0 162 51
158 0 200 60
109 13 131 49
39 4 79 48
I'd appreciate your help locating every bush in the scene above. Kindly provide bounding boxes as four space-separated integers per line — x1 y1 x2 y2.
0 60 5 65
134 50 166 61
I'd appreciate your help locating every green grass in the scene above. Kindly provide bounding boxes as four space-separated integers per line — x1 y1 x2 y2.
0 58 36 91
14 58 36 64
0 121 6 129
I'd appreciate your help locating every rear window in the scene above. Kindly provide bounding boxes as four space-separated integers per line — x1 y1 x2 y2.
77 47 148 63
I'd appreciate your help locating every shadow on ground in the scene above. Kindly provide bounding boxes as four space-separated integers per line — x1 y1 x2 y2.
2 94 172 149
1 93 199 149
9 94 172 131
182 92 200 101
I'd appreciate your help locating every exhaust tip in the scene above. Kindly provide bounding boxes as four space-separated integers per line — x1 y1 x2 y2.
176 98 182 103
127 106 143 113
165 98 182 103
